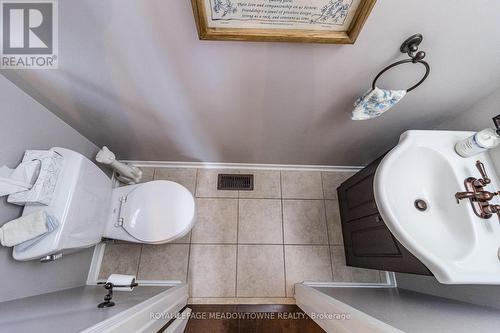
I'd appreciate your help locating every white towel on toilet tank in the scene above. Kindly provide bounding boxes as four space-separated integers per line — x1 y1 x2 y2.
0 160 41 196
0 211 59 249
7 150 63 206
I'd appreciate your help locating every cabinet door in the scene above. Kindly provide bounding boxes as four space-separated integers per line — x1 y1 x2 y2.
337 155 432 275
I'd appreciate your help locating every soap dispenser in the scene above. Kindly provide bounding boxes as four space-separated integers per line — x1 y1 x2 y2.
455 115 500 157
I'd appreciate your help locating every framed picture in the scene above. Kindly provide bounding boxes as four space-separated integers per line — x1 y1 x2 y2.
191 0 377 44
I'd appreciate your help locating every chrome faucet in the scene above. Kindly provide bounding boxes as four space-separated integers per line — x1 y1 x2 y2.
455 160 500 219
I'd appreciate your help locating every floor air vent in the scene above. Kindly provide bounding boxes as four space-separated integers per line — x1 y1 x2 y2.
217 174 254 191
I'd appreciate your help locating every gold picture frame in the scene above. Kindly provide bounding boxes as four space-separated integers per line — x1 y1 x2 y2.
191 0 377 44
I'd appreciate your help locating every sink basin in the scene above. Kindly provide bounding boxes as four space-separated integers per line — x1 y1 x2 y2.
374 130 500 284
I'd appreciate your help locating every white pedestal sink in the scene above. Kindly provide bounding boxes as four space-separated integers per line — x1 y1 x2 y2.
374 130 500 284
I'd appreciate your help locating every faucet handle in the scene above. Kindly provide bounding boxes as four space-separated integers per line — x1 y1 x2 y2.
476 160 491 185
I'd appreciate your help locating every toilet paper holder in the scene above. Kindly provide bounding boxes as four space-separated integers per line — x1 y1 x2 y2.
96 281 139 308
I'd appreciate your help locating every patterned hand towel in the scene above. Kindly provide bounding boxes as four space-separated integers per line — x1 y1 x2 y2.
352 87 406 120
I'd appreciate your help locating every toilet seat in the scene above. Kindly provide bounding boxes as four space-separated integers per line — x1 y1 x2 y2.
115 180 196 243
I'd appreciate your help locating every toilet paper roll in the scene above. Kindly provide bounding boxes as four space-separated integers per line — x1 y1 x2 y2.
106 274 136 291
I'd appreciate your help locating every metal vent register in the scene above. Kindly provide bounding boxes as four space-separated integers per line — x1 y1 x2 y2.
217 174 254 191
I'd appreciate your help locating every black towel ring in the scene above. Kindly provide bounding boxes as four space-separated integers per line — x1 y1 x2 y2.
372 34 431 93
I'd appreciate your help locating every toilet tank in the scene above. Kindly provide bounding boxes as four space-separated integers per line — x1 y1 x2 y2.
13 147 112 261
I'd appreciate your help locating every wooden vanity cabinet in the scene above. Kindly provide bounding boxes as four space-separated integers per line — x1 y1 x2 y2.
337 155 432 275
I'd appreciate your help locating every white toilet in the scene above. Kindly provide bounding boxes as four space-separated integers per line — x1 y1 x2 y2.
104 180 196 244
13 147 196 261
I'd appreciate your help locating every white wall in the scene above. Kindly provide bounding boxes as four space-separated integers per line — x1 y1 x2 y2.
4 0 500 165
436 87 500 132
437 86 500 170
0 75 99 302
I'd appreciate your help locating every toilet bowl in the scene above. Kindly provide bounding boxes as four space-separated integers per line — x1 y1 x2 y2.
104 180 196 244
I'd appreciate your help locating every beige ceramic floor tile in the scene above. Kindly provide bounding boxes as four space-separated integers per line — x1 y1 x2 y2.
325 200 343 245
171 231 191 244
154 167 197 194
99 243 142 279
238 199 283 244
330 246 381 283
281 171 323 199
321 171 356 199
238 170 281 198
137 244 189 281
284 245 332 297
188 245 237 297
283 200 328 244
237 245 285 297
191 198 238 243
195 169 239 198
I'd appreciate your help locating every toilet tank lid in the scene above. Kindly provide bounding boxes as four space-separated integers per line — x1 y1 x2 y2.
120 181 196 243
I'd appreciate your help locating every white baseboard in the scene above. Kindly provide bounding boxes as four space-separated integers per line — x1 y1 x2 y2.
121 160 364 172
86 243 106 284
303 272 397 289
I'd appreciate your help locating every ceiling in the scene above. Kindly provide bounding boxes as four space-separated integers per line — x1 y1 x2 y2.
3 0 500 165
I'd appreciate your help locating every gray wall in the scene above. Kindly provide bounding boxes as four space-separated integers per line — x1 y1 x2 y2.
312 286 500 333
0 286 172 333
436 86 500 132
395 273 500 311
4 0 500 165
395 86 500 310
0 75 99 302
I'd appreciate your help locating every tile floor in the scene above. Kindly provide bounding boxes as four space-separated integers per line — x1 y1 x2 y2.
99 167 387 302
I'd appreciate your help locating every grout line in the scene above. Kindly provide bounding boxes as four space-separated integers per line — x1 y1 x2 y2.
195 196 329 201
186 169 197 285
328 244 335 281
186 243 192 285
194 168 199 197
280 171 288 297
136 245 143 278
194 196 239 200
234 196 282 200
281 197 326 201
320 171 326 199
321 173 335 279
194 168 200 197
186 168 198 284
235 194 240 298
188 242 331 246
